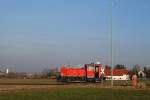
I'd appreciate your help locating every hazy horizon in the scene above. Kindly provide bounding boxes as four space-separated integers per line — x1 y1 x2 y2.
0 0 150 72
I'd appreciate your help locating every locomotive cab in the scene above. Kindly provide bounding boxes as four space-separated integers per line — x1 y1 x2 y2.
85 63 101 82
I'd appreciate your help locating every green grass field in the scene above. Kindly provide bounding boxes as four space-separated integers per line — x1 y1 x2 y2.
0 79 149 100
0 88 150 100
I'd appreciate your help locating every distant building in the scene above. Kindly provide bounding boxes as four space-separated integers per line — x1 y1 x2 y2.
0 68 9 76
104 69 130 80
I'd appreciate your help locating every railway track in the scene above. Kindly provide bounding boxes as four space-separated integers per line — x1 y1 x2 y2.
0 82 128 87
0 81 108 86
0 83 68 85
0 80 149 87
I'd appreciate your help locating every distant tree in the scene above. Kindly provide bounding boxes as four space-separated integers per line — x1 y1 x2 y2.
144 66 147 78
6 72 16 78
114 64 126 70
144 66 147 73
131 65 139 76
144 66 150 78
42 69 51 78
41 68 59 79
147 69 150 78
49 68 59 77
105 65 111 69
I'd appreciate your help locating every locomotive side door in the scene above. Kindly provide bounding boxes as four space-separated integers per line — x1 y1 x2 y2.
95 64 102 81
95 65 99 79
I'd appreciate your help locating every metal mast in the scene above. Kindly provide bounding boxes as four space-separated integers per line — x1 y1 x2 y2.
110 0 113 87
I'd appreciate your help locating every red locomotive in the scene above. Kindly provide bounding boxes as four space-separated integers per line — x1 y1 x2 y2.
57 62 130 82
57 63 103 82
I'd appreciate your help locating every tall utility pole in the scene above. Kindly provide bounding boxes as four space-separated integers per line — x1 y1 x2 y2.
110 0 113 87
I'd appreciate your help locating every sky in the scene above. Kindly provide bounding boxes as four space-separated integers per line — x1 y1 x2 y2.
0 0 150 72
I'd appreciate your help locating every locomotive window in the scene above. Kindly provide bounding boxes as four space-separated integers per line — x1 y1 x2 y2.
96 67 98 72
87 66 95 71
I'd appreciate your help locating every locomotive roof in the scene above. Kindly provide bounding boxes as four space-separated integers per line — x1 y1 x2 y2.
62 64 84 68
